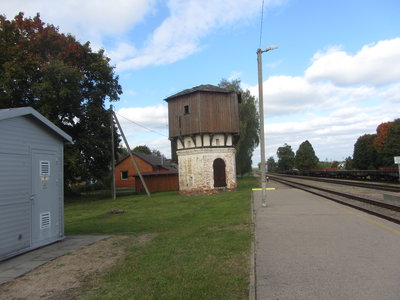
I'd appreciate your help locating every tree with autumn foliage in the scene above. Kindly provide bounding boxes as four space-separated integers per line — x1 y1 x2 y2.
374 122 392 153
0 13 122 189
376 119 400 167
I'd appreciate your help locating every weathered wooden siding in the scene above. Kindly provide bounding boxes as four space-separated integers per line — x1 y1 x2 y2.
168 92 239 138
115 155 153 188
199 93 239 133
135 173 179 193
114 154 172 188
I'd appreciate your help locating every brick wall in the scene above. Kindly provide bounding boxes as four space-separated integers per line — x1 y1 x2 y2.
177 147 237 194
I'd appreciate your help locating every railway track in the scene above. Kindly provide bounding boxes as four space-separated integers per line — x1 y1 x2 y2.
268 174 400 225
272 173 400 193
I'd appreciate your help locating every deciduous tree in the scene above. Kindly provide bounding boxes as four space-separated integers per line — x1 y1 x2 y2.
218 79 259 176
374 122 392 152
294 140 319 170
267 156 278 172
344 156 353 170
0 13 122 188
277 143 295 171
132 145 152 155
352 134 378 169
378 119 400 166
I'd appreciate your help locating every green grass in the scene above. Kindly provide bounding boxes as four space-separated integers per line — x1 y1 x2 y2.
65 176 257 299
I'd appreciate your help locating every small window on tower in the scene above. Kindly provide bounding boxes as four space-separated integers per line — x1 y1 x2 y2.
184 105 190 114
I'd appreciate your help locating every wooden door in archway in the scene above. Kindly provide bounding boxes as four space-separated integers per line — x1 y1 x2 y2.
213 158 227 187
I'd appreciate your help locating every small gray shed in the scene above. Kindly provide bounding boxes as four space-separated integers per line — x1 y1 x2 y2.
0 107 72 261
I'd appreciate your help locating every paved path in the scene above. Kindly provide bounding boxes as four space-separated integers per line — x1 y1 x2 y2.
0 235 109 285
252 183 400 300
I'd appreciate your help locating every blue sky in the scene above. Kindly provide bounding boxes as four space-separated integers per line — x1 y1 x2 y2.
4 0 400 164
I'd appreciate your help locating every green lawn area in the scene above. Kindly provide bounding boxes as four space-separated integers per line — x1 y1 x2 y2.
65 176 257 299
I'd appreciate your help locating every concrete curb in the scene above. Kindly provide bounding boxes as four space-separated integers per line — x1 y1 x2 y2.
249 190 257 300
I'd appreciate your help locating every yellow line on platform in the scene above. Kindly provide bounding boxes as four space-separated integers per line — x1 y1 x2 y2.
252 188 276 191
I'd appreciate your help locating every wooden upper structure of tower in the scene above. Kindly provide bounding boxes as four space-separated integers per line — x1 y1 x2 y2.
165 84 240 161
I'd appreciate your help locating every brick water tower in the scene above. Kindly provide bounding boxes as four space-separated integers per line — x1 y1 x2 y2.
165 84 240 194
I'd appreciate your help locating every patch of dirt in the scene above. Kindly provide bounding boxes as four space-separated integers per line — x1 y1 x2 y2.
0 234 158 300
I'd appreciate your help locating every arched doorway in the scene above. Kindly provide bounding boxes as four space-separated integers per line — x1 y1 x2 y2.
213 158 227 187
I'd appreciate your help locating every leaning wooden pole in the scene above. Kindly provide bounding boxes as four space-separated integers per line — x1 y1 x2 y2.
112 111 151 198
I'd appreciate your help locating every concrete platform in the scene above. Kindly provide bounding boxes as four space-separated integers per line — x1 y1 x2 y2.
0 235 109 285
253 184 400 300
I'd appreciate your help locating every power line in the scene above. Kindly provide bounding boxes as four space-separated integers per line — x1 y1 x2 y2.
115 112 168 137
259 0 265 49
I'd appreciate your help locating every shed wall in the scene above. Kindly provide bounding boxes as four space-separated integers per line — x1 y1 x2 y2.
0 115 64 260
135 174 179 193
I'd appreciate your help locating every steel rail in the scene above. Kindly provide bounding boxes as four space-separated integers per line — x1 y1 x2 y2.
269 175 400 225
272 173 400 193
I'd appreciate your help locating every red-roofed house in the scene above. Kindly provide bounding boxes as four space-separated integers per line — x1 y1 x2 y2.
115 152 178 192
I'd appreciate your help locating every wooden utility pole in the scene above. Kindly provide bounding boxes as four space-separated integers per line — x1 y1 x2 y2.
110 105 116 200
112 111 151 197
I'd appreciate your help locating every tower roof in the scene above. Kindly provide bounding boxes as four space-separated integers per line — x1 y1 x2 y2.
164 84 232 102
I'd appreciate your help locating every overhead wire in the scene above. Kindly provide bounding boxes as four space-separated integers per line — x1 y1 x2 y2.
114 111 168 137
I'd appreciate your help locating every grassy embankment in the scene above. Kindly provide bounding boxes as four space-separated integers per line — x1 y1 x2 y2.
65 176 256 299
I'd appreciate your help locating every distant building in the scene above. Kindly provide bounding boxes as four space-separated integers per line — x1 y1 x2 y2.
165 84 240 194
115 152 178 192
133 170 179 193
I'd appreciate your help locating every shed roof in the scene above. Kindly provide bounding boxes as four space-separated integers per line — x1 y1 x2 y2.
0 107 73 143
132 170 178 177
164 84 233 102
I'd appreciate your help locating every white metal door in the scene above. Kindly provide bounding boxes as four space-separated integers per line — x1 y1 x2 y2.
31 150 59 246
0 153 30 259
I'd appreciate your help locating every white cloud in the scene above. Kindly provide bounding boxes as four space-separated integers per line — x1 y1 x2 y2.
115 105 170 156
116 105 168 131
117 0 268 70
3 0 285 70
107 43 138 65
305 38 400 86
2 0 156 47
228 71 243 81
380 83 400 102
248 75 377 117
247 38 400 163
